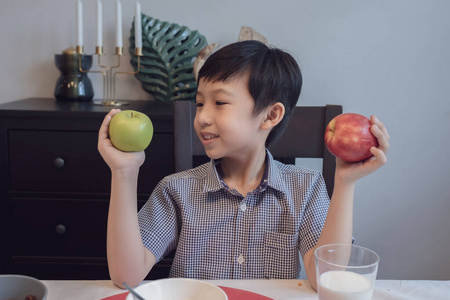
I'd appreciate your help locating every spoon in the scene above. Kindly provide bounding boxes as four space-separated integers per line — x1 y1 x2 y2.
123 282 146 300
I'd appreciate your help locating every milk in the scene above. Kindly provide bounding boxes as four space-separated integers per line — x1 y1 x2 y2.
318 270 374 300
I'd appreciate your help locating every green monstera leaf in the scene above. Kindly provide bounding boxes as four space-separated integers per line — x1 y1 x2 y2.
129 15 207 103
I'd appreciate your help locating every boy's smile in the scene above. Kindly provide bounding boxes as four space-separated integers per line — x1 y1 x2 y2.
201 132 219 141
199 131 219 147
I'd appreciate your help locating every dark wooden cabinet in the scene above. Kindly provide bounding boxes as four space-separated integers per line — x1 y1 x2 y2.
0 98 175 280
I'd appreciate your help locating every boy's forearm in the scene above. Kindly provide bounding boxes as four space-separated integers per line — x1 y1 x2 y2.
318 177 355 245
107 169 154 288
304 177 355 290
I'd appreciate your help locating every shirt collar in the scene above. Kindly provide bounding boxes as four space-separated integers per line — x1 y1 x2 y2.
203 149 287 195
265 149 288 194
203 159 225 193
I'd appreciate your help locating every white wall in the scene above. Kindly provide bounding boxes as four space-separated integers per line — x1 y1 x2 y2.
1 0 449 280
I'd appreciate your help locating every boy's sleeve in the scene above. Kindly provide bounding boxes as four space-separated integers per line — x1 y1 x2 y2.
298 172 330 257
137 177 180 262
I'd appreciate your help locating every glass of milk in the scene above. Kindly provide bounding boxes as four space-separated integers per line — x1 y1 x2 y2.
315 244 379 300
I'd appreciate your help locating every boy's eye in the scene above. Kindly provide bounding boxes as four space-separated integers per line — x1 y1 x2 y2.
195 102 203 108
215 101 226 106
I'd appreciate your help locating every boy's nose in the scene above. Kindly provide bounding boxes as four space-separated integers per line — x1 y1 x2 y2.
195 107 213 127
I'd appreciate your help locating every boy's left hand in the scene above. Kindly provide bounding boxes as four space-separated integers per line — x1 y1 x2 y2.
335 115 390 184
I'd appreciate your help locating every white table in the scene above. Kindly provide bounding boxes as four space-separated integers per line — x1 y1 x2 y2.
42 279 450 300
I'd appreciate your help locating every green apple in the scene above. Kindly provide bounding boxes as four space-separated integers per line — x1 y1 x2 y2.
109 110 153 152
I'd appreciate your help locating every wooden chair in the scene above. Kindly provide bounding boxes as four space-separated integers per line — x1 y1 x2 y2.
173 101 342 198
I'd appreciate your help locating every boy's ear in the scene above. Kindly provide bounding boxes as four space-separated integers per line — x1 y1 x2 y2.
261 102 285 130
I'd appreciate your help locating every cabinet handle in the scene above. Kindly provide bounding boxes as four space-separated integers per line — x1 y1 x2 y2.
54 157 65 168
55 224 66 235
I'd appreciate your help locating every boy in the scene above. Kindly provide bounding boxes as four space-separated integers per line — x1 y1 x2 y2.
98 40 389 290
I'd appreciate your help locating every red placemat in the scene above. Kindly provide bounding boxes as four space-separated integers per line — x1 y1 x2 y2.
219 286 274 300
100 286 274 300
100 292 127 300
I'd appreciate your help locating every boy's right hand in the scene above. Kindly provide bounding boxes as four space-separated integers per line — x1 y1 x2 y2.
98 109 146 172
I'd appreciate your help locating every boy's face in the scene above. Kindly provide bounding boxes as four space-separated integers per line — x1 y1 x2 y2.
194 75 268 161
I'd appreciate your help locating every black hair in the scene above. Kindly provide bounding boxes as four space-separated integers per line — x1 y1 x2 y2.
197 40 302 147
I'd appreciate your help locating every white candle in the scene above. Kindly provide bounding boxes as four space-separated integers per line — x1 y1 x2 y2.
76 0 83 46
115 0 123 48
135 1 142 48
96 0 102 47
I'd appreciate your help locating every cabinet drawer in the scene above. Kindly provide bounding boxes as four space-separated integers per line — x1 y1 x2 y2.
12 257 110 280
12 255 173 280
12 198 173 279
8 130 174 194
12 198 109 257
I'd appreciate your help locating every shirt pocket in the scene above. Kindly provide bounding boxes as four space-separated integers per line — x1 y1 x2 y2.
263 231 300 279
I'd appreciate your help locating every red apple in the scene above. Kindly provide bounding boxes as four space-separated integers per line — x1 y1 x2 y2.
324 113 378 162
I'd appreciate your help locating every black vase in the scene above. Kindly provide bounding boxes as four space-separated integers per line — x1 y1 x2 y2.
54 53 94 101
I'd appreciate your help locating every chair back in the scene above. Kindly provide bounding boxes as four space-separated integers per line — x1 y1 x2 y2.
173 101 342 197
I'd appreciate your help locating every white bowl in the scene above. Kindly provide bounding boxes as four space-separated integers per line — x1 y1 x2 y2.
0 274 47 300
125 278 228 300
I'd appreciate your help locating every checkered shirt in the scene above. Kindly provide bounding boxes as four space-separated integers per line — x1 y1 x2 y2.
137 150 330 279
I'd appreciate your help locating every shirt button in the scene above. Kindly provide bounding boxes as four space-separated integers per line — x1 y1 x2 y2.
237 254 245 264
240 203 247 212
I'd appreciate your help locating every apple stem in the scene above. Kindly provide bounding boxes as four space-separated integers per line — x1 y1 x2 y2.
131 112 133 117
